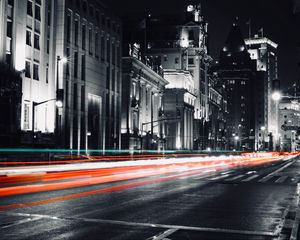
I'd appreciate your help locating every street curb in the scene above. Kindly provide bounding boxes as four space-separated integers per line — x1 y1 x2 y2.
290 183 300 240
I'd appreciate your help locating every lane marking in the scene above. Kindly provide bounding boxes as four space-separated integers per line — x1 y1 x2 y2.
225 174 245 181
0 216 42 229
0 212 278 237
275 176 288 183
208 174 230 181
145 229 178 240
242 174 259 182
258 175 274 183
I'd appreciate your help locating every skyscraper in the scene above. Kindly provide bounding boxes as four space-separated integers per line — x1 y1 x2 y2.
218 21 256 150
245 35 278 150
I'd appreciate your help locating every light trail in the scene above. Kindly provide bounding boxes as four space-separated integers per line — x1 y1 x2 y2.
0 152 297 198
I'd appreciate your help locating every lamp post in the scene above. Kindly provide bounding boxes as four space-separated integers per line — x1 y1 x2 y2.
32 98 63 145
271 91 281 151
260 126 266 151
55 56 67 147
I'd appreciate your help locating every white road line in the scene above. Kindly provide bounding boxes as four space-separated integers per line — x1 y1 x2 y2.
0 216 42 229
145 229 178 240
275 176 288 183
0 212 277 237
208 174 230 181
242 174 259 182
225 174 245 181
258 175 274 183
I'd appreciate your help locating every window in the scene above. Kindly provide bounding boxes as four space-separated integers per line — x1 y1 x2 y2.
106 38 110 62
101 15 105 26
7 20 12 38
89 5 94 16
46 67 49 83
66 47 70 76
95 32 99 58
82 1 87 12
35 5 41 21
101 35 105 61
163 55 167 61
112 42 115 64
188 58 194 65
89 27 92 54
74 20 78 46
81 55 85 80
74 51 78 78
34 34 40 49
46 39 49 53
66 15 71 43
33 63 39 80
25 61 31 78
175 58 179 64
26 30 32 46
27 0 33 16
82 24 86 50
73 83 78 110
23 103 30 130
81 86 85 111
241 81 246 85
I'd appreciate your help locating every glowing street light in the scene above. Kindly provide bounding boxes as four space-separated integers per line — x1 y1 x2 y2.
271 91 281 101
260 126 266 131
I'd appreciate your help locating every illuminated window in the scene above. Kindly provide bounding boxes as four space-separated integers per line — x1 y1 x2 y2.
25 61 31 78
241 81 246 85
27 0 33 16
33 63 39 80
26 30 32 46
23 103 30 130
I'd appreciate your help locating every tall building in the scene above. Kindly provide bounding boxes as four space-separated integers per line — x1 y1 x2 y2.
0 0 122 149
245 35 279 150
121 43 168 150
144 4 226 150
218 21 256 150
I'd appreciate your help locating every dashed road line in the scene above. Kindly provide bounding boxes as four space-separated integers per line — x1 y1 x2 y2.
208 174 231 181
258 175 275 183
225 174 245 181
145 229 178 240
242 174 259 182
275 176 288 184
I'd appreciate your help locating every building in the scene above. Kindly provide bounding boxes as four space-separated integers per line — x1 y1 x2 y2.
245 35 279 150
163 69 196 150
218 21 256 151
0 0 122 149
278 95 300 151
121 43 168 150
144 4 225 150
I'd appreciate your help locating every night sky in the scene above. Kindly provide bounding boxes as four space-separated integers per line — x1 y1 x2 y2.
105 0 300 89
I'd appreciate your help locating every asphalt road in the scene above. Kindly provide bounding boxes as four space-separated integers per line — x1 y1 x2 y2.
1 157 300 240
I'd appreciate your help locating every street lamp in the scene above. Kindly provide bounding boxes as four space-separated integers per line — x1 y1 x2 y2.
271 91 281 101
55 55 67 147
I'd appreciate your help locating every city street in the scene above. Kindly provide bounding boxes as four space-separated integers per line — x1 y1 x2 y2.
1 153 300 239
